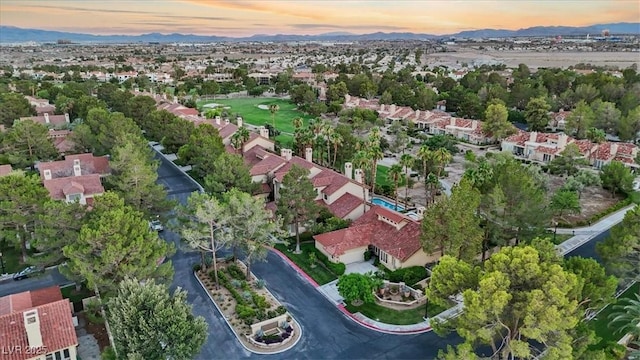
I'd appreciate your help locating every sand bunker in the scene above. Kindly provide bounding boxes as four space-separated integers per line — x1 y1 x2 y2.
257 104 269 110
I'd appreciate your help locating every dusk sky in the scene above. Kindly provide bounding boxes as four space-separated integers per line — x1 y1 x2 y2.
1 0 638 37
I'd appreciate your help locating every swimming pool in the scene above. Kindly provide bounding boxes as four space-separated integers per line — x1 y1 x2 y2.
371 197 405 212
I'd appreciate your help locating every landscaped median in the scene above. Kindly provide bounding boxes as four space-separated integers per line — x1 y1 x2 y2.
194 258 301 354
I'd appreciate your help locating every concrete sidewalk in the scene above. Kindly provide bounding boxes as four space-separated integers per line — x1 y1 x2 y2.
555 204 636 255
553 204 636 235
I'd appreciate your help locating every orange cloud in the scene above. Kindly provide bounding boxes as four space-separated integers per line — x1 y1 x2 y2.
179 0 328 21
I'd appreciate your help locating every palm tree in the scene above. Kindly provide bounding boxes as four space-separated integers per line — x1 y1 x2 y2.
586 127 606 166
432 148 453 179
387 164 403 210
292 117 304 130
353 150 371 214
231 127 250 155
368 126 382 145
322 124 334 167
330 131 343 167
368 145 384 195
609 293 640 358
417 145 434 203
399 154 415 209
269 103 280 131
425 173 440 205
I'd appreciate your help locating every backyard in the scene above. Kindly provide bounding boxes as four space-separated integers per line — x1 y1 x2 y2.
197 98 314 146
589 282 640 350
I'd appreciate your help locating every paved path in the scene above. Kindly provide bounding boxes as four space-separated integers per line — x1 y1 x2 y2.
555 204 636 255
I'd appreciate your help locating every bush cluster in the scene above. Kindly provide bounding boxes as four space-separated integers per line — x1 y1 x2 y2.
385 266 428 286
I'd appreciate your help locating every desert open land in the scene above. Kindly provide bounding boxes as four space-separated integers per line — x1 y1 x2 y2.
425 49 640 69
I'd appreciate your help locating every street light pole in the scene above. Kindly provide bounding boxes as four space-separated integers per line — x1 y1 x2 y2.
553 221 558 243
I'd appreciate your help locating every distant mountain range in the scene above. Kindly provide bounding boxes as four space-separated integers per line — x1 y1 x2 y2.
0 22 638 44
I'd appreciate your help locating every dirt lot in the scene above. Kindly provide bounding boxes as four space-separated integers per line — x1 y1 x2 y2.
546 175 621 224
425 49 640 69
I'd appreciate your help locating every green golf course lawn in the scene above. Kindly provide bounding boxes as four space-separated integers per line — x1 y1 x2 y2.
198 98 313 134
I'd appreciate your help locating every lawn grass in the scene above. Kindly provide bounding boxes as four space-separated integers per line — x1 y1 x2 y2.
589 282 640 350
274 243 338 285
0 245 24 274
345 300 449 325
375 165 406 188
198 98 313 134
60 284 94 304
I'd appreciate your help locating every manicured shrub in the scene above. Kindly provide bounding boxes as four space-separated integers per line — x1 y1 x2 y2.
276 305 287 315
387 266 428 286
227 264 245 280
235 304 256 320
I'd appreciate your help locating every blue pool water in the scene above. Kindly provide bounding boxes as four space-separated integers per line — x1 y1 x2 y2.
371 197 405 212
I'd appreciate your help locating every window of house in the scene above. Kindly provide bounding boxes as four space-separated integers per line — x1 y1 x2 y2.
543 154 551 162
323 194 328 200
45 354 54 360
55 351 62 360
380 251 388 263
63 349 70 360
67 194 81 202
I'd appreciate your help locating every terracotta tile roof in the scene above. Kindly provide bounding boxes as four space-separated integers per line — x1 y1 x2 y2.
0 286 63 316
35 105 56 115
573 139 595 155
616 143 636 156
20 115 68 127
250 155 287 176
0 299 78 360
314 205 422 261
38 153 110 179
0 164 12 176
324 193 362 218
43 174 104 200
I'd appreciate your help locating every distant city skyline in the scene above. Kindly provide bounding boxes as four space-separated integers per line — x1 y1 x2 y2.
1 0 638 37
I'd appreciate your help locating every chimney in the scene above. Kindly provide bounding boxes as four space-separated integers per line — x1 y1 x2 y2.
236 116 243 128
215 116 221 125
224 118 230 125
43 169 52 180
354 98 360 106
449 117 456 126
389 104 396 113
44 113 50 124
380 104 385 112
344 162 353 179
280 148 292 161
610 143 618 157
305 147 313 162
415 110 420 119
471 120 478 130
416 206 426 219
529 131 537 143
64 113 70 123
354 168 364 184
73 159 81 176
558 133 568 149
345 94 351 103
259 126 269 138
23 310 43 348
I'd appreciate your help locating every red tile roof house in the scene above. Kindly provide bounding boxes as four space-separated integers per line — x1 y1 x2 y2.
0 286 78 360
314 206 438 270
0 164 13 177
19 113 71 128
236 142 369 221
593 142 640 170
344 95 493 144
501 131 588 164
37 154 110 205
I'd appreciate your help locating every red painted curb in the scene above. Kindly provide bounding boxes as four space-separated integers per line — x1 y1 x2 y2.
270 247 320 288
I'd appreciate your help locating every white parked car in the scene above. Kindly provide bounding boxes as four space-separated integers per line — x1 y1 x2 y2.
149 218 164 232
